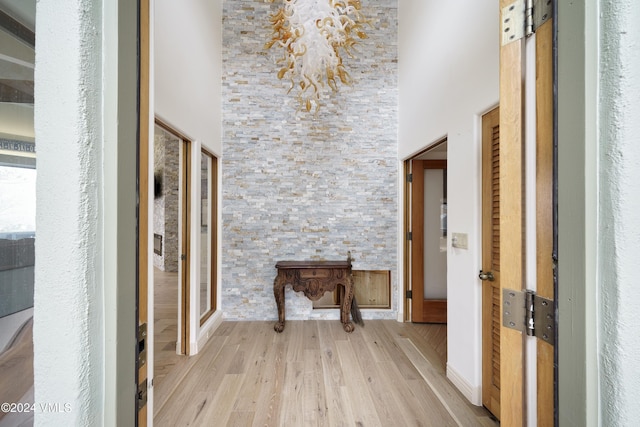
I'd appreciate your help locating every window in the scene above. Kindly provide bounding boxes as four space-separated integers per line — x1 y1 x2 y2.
0 2 36 420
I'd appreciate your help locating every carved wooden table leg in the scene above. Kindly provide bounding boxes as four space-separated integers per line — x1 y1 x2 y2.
273 274 286 332
340 275 355 333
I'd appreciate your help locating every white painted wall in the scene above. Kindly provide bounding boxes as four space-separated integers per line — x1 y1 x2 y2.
154 0 222 155
398 0 498 404
154 0 224 354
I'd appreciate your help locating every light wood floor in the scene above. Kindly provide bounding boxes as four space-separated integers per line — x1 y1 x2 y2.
154 267 184 389
154 320 498 427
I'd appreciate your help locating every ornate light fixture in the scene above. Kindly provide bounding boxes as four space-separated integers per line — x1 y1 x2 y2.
265 0 368 112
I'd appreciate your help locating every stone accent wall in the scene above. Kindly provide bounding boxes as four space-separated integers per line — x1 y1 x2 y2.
222 0 398 320
153 126 180 272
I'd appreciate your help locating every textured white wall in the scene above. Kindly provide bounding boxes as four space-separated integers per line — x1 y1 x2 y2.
34 0 103 423
598 1 640 424
34 0 138 424
398 0 498 404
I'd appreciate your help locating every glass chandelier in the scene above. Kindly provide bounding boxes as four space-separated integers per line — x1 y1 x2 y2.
265 0 368 113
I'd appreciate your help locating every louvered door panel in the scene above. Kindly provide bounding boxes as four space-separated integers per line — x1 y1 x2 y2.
482 107 501 419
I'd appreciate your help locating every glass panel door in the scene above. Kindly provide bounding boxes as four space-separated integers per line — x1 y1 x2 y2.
199 149 217 324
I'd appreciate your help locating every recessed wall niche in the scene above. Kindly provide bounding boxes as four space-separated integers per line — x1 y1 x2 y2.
312 270 391 309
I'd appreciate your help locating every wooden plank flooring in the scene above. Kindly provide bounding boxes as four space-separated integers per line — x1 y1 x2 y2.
0 317 34 427
154 267 182 389
154 320 498 427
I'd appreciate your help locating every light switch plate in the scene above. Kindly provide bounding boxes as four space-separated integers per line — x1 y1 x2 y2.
451 232 468 249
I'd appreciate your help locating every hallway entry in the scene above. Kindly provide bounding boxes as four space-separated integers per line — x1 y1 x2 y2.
405 141 448 324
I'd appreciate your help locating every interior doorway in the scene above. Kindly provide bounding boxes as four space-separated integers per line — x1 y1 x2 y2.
152 122 191 392
406 140 448 324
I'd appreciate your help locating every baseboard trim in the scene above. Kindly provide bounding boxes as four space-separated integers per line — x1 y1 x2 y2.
446 363 482 406
194 311 223 353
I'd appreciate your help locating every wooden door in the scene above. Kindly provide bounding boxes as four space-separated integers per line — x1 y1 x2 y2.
411 159 447 323
499 0 555 425
180 139 191 355
481 107 501 419
535 16 555 427
138 0 151 424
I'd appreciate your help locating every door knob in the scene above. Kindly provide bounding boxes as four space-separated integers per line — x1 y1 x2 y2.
479 270 495 281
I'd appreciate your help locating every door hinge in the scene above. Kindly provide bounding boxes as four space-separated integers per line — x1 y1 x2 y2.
138 323 147 368
503 289 555 346
406 231 412 241
502 0 553 46
406 290 412 299
137 379 148 410
406 173 413 183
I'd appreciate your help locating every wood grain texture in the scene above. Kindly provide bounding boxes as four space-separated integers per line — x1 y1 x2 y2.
499 0 526 424
181 140 192 355
536 19 555 427
138 0 150 423
411 160 425 322
154 321 498 426
482 107 501 419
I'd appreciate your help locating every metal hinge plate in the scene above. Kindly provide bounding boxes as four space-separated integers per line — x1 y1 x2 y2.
503 288 555 346
137 379 148 410
406 231 412 241
406 290 412 299
501 0 525 46
502 0 553 46
138 323 147 368
407 173 413 183
532 0 553 33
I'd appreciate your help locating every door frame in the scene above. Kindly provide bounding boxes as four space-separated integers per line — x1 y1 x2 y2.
411 159 448 323
137 0 151 424
498 0 556 424
179 136 192 355
403 139 448 323
154 119 193 357
198 147 218 326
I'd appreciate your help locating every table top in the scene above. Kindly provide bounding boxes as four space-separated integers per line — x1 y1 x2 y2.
275 260 351 269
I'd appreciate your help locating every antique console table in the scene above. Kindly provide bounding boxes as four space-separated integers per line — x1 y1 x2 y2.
273 254 355 333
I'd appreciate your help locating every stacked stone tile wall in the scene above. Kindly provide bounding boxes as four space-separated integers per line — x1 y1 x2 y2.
222 0 398 320
153 126 180 272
